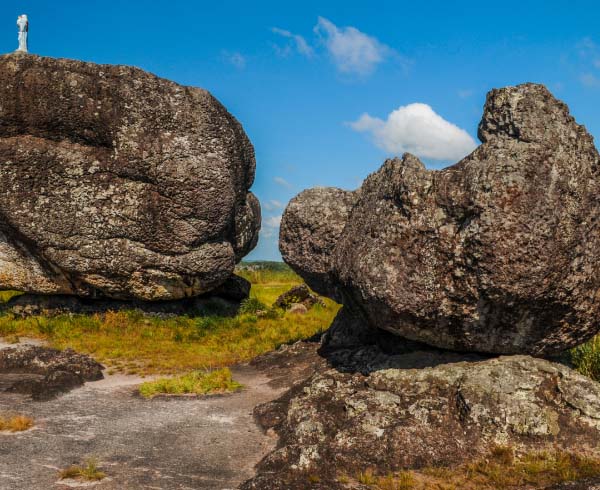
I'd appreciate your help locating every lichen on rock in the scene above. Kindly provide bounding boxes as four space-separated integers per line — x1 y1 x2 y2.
243 350 600 489
0 54 260 301
280 83 600 355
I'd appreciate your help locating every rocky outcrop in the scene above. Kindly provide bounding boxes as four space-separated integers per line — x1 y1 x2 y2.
274 284 325 311
0 345 103 399
243 351 600 489
0 54 260 301
3 274 250 317
280 83 600 355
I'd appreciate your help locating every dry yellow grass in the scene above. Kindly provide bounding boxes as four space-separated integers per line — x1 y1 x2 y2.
0 414 34 432
0 269 339 375
355 447 600 489
59 459 106 481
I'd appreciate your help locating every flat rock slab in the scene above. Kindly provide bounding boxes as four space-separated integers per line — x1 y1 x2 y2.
0 341 326 490
0 364 286 490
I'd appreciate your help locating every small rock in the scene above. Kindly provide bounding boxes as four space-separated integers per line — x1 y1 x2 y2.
289 303 308 315
274 284 325 311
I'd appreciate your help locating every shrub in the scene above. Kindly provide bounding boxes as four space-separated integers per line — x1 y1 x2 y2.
239 297 268 315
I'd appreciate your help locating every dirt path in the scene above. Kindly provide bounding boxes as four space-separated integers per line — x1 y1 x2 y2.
0 361 289 490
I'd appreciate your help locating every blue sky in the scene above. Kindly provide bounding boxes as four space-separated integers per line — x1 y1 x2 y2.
1 1 599 260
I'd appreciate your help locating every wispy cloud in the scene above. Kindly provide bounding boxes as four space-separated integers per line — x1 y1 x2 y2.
313 17 397 76
576 38 600 87
273 176 292 189
222 50 246 69
272 27 314 58
261 214 283 238
264 215 282 228
580 73 600 87
263 199 284 212
349 103 477 161
458 89 474 99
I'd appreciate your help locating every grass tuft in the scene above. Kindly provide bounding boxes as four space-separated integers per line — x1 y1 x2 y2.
139 368 242 398
59 459 106 481
0 414 34 432
571 335 600 381
354 448 600 489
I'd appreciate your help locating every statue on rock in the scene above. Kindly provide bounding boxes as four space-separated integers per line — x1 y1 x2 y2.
16 14 28 53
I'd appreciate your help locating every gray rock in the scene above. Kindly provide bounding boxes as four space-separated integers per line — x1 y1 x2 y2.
280 83 600 355
243 354 600 489
0 54 260 301
0 344 103 400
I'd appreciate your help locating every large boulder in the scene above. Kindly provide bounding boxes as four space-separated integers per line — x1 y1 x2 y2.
243 352 600 489
0 54 260 301
280 83 600 355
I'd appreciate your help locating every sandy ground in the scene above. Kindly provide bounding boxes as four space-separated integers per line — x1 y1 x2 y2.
0 360 287 490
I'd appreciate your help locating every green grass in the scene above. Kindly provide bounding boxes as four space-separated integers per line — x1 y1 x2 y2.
571 335 600 381
139 367 242 398
59 459 106 481
0 268 339 375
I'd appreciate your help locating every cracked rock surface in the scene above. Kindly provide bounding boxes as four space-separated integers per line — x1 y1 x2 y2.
280 83 600 354
0 54 260 301
242 353 600 490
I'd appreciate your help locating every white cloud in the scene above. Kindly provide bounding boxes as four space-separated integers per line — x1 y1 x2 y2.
458 89 474 99
264 215 282 228
222 51 246 69
313 17 394 75
272 27 314 58
349 103 477 161
261 214 283 238
273 176 292 188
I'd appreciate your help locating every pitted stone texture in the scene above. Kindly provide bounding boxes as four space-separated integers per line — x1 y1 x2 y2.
0 54 260 300
243 355 600 489
280 84 600 354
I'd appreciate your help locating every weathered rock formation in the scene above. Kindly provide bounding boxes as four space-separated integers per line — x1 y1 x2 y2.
243 348 600 489
0 54 260 301
0 345 103 400
274 284 325 311
280 83 600 355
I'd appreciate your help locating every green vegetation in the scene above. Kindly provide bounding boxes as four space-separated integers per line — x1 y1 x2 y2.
59 459 106 481
0 267 339 375
139 367 242 398
0 414 34 432
350 447 600 489
571 334 600 381
0 290 21 303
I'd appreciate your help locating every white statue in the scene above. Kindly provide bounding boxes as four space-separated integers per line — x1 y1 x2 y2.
16 15 28 53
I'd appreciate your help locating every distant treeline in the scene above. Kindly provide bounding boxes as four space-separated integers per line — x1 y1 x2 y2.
236 261 292 273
